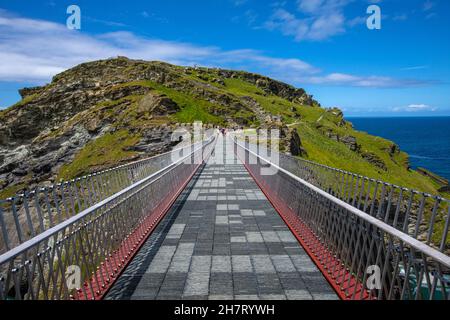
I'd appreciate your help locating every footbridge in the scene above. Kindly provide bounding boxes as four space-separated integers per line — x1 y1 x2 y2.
1 131 449 300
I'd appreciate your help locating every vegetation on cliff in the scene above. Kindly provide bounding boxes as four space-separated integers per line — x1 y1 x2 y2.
0 57 448 199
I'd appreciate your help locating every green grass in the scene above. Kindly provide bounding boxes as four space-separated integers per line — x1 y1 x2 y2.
114 80 228 125
10 93 38 108
222 77 311 123
215 77 445 196
175 103 224 124
0 94 39 121
0 183 27 199
294 113 441 195
223 78 266 96
57 130 140 180
5 62 446 199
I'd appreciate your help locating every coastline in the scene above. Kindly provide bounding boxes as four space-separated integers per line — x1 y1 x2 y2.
347 116 450 185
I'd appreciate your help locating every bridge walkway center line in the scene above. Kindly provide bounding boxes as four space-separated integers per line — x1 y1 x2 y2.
105 134 338 300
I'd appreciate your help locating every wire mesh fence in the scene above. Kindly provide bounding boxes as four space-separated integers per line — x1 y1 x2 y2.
0 138 212 255
235 137 450 300
240 137 450 254
0 136 216 300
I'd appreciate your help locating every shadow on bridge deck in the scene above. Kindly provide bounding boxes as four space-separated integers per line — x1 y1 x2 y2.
105 135 337 300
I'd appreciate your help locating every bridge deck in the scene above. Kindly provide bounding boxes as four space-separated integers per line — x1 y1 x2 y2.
105 136 337 300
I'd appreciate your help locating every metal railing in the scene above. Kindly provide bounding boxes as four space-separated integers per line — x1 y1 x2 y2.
239 137 450 254
0 136 216 300
235 138 450 300
0 137 212 255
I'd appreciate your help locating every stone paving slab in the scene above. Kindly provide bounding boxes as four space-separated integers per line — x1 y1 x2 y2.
106 135 337 300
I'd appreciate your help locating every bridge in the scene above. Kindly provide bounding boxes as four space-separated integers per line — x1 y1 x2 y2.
0 130 449 300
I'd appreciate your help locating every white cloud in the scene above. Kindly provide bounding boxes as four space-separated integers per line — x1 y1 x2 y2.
0 10 434 90
297 0 350 14
347 16 366 27
401 65 428 71
393 104 437 112
308 13 345 40
0 12 214 82
265 1 350 41
84 16 127 27
303 73 432 88
233 0 249 6
392 13 408 21
297 0 325 14
423 0 435 11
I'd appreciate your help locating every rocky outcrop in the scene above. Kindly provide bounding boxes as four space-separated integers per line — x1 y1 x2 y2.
0 124 93 190
240 96 268 124
0 59 204 193
323 130 388 170
138 93 179 116
341 136 360 152
361 152 387 171
417 167 449 188
289 128 307 157
215 69 317 105
1 57 320 195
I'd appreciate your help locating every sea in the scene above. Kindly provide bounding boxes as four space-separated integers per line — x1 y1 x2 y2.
347 117 450 181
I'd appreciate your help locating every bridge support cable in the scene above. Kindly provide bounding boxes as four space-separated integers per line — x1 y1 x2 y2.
234 137 450 300
0 136 216 300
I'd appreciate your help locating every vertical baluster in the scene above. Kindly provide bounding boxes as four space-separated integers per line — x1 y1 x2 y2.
11 198 24 244
43 188 54 228
439 204 450 252
351 175 360 207
413 194 426 239
383 185 395 223
426 197 441 245
60 183 70 220
0 204 11 251
376 183 387 219
66 181 77 217
402 190 415 235
52 185 63 224
20 194 36 240
392 188 404 230
81 178 92 208
72 179 83 213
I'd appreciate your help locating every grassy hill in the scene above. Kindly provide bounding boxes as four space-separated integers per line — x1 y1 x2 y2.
0 57 448 199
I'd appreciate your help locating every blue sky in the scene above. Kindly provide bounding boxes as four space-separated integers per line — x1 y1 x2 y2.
0 0 449 116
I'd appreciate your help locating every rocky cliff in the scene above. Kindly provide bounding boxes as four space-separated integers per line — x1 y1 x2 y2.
0 57 447 199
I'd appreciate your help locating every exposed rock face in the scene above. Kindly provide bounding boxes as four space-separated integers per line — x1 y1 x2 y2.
361 152 387 171
0 124 91 189
240 96 268 124
389 143 400 156
289 128 307 157
3 56 442 204
138 93 179 116
0 59 184 192
417 167 449 189
323 130 389 170
340 136 360 152
1 57 321 195
215 69 317 105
